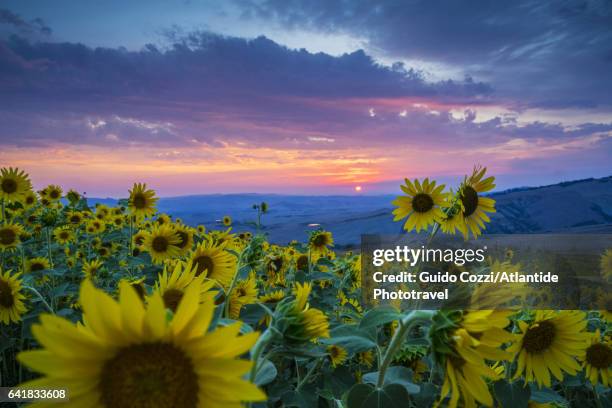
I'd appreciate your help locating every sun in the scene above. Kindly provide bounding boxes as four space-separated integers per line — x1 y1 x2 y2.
354 185 362 192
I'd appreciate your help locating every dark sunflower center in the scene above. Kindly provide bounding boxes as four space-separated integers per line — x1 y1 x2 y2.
237 288 247 297
193 255 214 277
30 262 46 272
272 257 283 272
25 196 35 204
523 320 556 354
0 228 17 246
133 193 147 209
1 178 18 194
330 347 340 358
152 236 169 253
461 186 479 217
49 190 60 199
0 279 14 308
312 234 328 247
60 232 69 240
99 342 198 408
162 289 184 312
297 255 309 271
412 193 434 213
70 215 81 224
135 236 145 245
176 231 189 249
586 343 612 369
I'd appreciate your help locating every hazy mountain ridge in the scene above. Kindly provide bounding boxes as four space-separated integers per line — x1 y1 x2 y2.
89 176 612 246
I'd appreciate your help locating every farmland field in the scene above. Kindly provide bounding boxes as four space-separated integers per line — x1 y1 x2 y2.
0 166 610 408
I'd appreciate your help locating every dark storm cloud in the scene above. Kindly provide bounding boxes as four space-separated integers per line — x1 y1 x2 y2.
0 8 51 37
235 0 612 108
0 30 494 147
0 31 491 101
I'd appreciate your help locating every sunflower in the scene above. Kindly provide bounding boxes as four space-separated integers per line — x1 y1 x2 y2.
0 222 23 251
156 213 171 225
458 310 516 361
438 329 498 407
86 219 106 234
0 167 32 202
53 226 74 245
65 189 81 204
327 345 348 368
22 191 38 209
228 274 258 319
143 224 182 264
128 183 158 219
601 249 612 280
439 207 467 238
118 277 147 301
358 350 375 368
308 230 334 255
582 329 611 387
509 310 589 388
197 225 206 235
26 257 51 273
66 210 84 226
264 249 288 286
187 240 236 288
17 280 266 407
295 253 309 272
111 216 125 229
222 215 232 226
259 289 285 304
132 229 148 248
155 262 216 313
44 184 63 201
173 224 195 257
392 178 446 232
278 282 329 343
458 166 496 238
0 269 27 324
82 259 104 279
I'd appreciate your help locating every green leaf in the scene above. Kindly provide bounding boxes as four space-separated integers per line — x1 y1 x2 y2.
322 325 377 353
317 257 336 268
346 383 410 408
529 386 567 404
324 366 355 399
346 384 375 408
362 366 419 394
359 306 401 330
254 359 277 386
412 383 438 408
493 379 530 408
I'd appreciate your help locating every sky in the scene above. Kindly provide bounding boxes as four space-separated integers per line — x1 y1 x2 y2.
1 0 611 197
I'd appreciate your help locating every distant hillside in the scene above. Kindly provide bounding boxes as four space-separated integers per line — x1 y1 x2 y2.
89 176 612 246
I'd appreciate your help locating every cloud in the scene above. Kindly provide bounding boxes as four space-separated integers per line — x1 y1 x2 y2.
0 8 51 37
234 0 612 109
0 23 610 193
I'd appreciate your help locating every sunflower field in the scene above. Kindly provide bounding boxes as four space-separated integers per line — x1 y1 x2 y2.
0 165 610 408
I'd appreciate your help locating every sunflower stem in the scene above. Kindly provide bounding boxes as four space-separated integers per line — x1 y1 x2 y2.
248 327 276 384
45 227 54 269
128 215 134 255
376 310 434 388
223 255 244 318
296 357 322 391
23 285 54 314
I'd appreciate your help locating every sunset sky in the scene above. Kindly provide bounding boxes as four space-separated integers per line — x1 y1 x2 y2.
1 0 611 196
